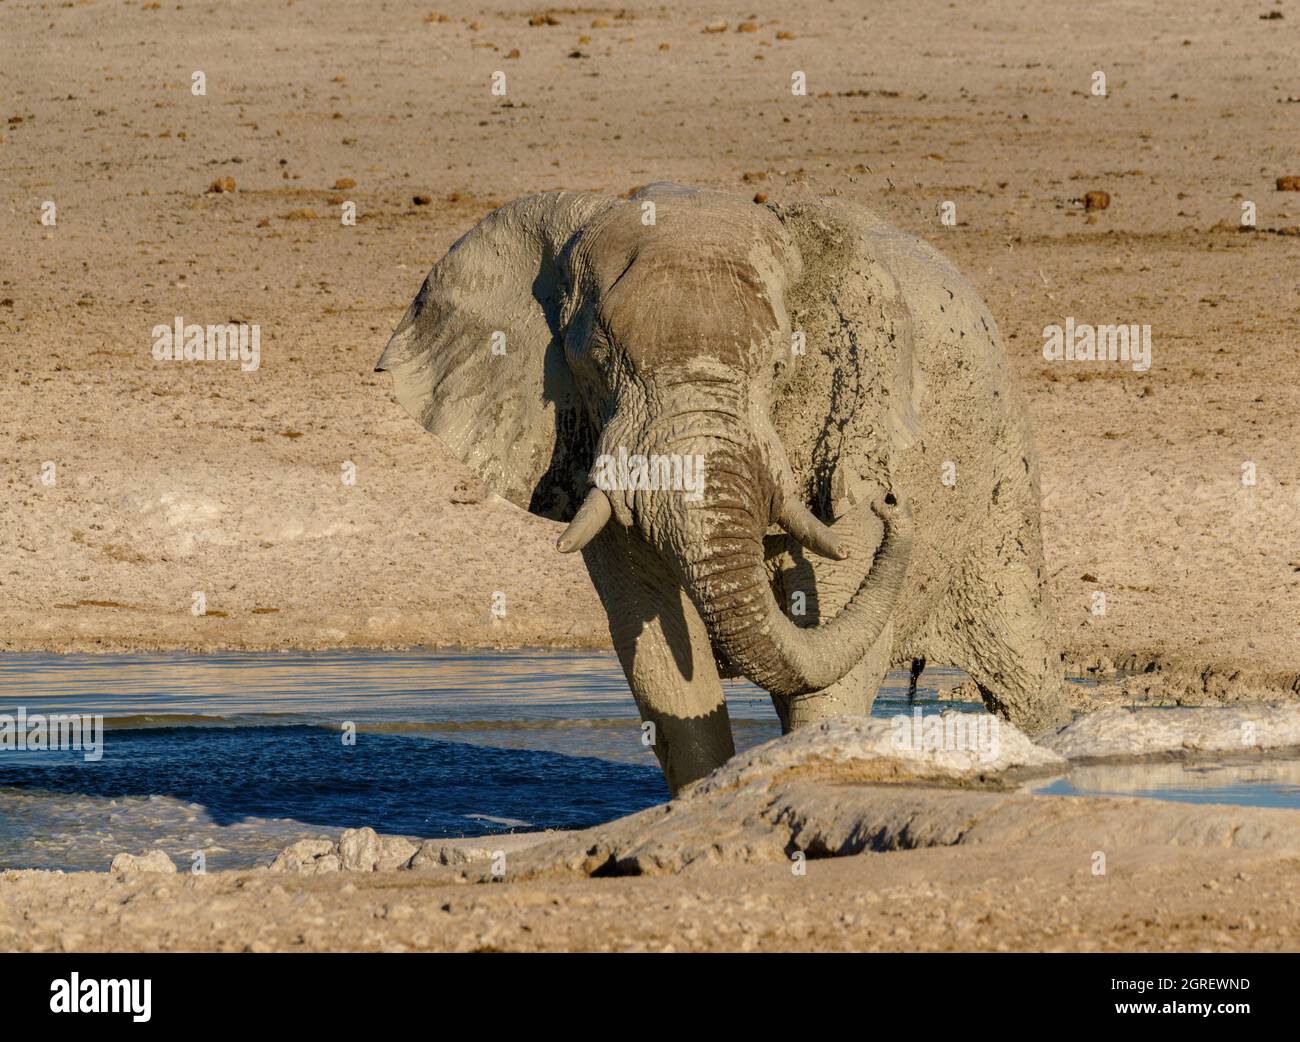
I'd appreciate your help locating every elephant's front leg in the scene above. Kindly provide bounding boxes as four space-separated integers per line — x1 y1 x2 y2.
582 526 734 795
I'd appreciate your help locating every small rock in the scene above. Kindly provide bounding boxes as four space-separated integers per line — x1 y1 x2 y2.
409 840 498 868
378 835 420 871
450 476 486 504
110 850 177 875
333 177 356 189
1083 190 1110 211
268 837 339 874
338 827 418 871
412 194 433 205
703 20 728 33
1277 176 1300 191
207 176 236 194
338 827 381 870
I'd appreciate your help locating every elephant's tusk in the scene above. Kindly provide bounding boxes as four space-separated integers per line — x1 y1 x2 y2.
556 487 613 553
778 498 850 561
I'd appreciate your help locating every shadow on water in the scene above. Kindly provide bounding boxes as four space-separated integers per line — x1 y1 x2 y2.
0 726 667 836
0 649 992 869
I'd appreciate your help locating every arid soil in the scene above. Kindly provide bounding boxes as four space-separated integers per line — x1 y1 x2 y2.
1 0 1298 695
4 845 1297 952
2 1 1300 953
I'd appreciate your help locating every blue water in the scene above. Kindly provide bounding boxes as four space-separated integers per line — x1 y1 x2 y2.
1036 760 1300 810
0 649 979 871
3 650 1292 873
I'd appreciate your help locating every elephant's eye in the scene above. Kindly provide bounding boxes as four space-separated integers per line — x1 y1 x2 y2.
568 314 612 375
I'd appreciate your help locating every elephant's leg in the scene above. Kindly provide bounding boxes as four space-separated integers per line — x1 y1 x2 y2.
947 558 1070 737
582 527 734 794
780 621 894 731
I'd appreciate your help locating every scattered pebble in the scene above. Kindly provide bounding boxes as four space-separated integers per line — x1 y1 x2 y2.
1083 190 1110 210
450 477 486 504
207 176 236 194
110 850 177 875
333 177 356 189
1276 176 1300 191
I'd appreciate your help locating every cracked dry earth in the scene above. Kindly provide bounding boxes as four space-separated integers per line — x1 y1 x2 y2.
4 846 1298 952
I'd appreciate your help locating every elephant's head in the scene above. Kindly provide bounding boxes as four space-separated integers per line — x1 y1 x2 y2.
377 183 912 698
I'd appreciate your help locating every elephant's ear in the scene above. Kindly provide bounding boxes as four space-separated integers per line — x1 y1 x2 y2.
376 192 614 521
770 198 925 516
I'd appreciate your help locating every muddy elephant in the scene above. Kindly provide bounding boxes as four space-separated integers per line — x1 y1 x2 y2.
377 183 1068 793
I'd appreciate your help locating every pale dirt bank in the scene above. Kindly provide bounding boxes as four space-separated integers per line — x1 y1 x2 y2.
1 1 1298 702
8 711 1300 952
4 845 1297 952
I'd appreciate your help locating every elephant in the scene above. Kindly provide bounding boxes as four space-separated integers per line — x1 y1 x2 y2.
377 182 1069 794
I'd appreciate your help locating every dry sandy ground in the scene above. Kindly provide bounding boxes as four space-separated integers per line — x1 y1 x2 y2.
2 1 1300 953
4 845 1297 952
1 0 1298 692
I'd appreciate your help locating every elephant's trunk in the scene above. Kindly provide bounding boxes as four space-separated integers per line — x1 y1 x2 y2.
635 422 913 699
